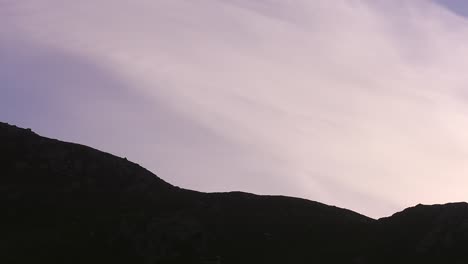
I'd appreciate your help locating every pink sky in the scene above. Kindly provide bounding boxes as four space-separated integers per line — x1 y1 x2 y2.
2 0 468 218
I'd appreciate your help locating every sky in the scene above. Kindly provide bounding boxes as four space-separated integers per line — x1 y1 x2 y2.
2 0 468 218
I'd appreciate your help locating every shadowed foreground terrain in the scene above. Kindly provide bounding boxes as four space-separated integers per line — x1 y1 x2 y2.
2 121 468 263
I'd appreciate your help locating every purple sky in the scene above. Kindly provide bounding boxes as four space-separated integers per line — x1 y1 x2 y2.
435 0 468 17
2 0 468 218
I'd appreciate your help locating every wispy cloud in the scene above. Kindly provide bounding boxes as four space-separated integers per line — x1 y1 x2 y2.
2 0 468 217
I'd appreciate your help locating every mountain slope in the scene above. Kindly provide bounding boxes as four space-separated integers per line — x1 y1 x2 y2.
0 122 372 263
369 202 468 263
2 121 468 263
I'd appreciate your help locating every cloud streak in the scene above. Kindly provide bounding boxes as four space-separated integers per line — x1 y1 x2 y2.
2 0 468 217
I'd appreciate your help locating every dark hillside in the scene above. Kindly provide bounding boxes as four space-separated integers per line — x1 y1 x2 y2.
0 122 371 263
2 121 468 263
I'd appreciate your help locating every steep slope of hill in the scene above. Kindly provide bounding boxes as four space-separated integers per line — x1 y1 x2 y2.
0 122 372 263
2 121 468 263
369 202 468 263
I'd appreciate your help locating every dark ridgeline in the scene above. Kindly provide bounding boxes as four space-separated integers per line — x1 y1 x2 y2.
1 121 468 264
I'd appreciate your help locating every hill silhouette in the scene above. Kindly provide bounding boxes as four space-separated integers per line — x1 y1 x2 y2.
2 121 468 263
